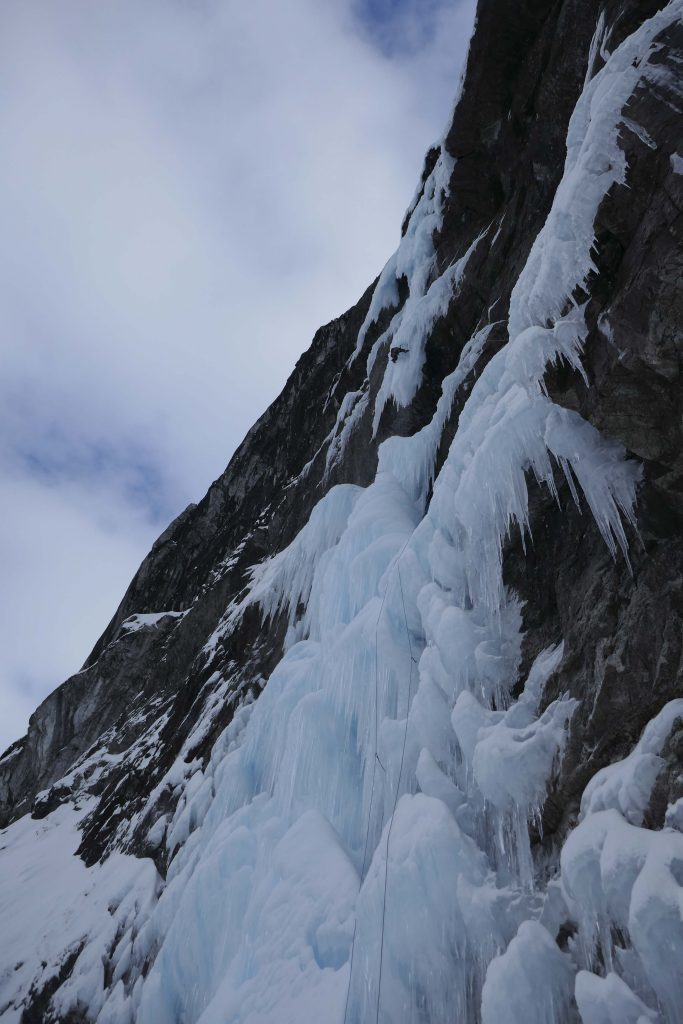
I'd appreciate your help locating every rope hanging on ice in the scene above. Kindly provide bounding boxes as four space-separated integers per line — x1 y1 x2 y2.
342 542 414 1024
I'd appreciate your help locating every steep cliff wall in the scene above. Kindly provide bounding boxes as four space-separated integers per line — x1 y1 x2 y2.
1 2 682 1022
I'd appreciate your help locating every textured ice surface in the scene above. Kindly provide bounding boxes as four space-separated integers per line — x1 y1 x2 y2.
371 226 487 434
378 322 496 503
346 793 489 1024
481 921 574 1024
561 702 683 1020
1 4 682 1022
351 145 454 366
575 970 658 1024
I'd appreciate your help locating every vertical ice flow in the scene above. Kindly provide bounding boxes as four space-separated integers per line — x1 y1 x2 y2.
2 4 682 1023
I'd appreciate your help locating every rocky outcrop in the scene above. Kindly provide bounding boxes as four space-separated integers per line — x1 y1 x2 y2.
1 1 682 1021
2 0 681 867
0 292 378 843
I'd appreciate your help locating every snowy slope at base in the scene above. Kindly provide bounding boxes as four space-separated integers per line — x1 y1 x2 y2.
1 4 683 1023
0 803 158 1023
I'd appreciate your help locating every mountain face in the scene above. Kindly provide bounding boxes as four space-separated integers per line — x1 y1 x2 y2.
2 1 683 1021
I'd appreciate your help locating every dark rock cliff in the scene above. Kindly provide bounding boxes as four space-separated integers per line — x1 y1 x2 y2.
1 1 682 1019
3 0 681 859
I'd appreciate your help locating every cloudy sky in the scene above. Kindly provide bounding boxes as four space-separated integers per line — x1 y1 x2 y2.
0 0 475 751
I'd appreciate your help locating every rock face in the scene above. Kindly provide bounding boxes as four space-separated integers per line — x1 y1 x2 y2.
1 2 682 1023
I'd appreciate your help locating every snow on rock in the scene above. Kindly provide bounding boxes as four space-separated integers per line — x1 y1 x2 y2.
119 611 186 634
0 803 158 1022
580 699 683 824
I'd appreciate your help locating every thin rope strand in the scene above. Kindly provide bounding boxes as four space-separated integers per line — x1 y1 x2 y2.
342 540 412 1024
374 561 415 1024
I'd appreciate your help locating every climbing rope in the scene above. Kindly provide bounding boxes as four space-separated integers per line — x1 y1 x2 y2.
342 545 416 1024
375 562 415 1024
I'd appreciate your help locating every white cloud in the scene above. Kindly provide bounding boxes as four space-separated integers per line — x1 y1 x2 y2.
0 465 158 750
0 0 475 750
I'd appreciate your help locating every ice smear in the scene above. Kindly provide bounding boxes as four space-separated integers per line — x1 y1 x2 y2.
509 1 682 340
371 226 488 434
324 388 370 478
583 10 608 88
377 321 496 505
345 140 486 439
350 145 454 365
239 482 363 631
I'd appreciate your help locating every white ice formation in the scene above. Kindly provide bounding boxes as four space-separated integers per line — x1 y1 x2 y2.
1 5 682 1023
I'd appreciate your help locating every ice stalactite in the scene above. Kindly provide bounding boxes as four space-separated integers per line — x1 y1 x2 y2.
1 4 681 1023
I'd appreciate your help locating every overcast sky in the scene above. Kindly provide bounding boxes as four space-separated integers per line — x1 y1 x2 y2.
0 0 475 751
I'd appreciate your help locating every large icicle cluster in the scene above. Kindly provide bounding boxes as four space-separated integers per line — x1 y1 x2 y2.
1 4 682 1023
